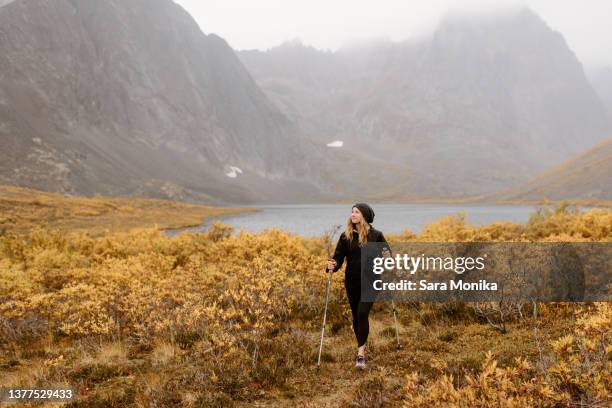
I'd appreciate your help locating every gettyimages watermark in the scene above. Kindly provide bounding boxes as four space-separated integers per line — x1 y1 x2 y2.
360 242 611 302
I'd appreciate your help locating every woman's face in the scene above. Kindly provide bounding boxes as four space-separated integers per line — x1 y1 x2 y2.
351 207 363 224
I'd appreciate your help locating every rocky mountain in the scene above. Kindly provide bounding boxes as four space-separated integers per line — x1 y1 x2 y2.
491 139 612 202
2 2 609 204
0 0 330 204
239 7 611 199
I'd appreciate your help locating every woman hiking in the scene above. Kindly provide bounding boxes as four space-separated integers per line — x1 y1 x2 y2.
325 203 391 370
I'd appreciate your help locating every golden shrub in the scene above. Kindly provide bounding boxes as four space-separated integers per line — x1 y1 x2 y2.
1 203 610 405
403 302 611 407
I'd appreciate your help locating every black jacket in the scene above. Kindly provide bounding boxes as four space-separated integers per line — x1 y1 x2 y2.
328 226 390 285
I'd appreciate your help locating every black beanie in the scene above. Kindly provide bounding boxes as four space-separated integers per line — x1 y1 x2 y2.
353 203 375 224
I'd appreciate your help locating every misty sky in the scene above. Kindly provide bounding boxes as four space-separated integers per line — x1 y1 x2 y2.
174 0 612 69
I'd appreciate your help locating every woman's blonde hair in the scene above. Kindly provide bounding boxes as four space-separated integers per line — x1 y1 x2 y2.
346 211 370 247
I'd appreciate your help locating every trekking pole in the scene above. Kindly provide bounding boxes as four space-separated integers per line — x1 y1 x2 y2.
391 300 401 349
316 224 341 372
317 267 333 371
383 246 401 350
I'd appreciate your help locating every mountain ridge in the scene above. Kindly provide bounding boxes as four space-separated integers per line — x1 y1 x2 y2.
0 0 331 204
1 2 609 203
239 6 610 199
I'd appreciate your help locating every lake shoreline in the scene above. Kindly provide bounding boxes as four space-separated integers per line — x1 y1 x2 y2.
164 203 545 238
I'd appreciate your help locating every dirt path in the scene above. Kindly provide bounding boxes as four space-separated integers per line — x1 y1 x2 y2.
239 312 414 407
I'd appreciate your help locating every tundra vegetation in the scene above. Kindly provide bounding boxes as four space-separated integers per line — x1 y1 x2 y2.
0 188 610 407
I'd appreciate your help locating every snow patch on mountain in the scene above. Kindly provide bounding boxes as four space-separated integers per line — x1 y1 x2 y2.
226 166 243 178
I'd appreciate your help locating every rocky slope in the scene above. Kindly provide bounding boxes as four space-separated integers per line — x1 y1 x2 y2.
491 139 612 202
0 0 329 204
240 8 611 198
2 2 609 203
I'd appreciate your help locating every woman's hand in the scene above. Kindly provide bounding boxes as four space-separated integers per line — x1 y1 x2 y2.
326 258 337 273
382 247 391 258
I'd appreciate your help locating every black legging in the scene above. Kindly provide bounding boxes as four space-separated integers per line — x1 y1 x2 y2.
345 281 374 347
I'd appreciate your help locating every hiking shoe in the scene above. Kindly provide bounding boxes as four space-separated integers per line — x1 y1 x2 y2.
355 355 366 370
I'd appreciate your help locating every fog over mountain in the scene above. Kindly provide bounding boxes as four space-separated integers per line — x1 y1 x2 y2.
0 1 609 203
240 7 611 199
588 66 612 117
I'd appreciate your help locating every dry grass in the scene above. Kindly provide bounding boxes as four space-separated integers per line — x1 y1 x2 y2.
0 184 255 236
0 193 610 406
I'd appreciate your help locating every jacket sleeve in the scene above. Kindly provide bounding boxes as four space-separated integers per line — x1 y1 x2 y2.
328 232 347 272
